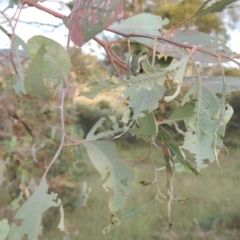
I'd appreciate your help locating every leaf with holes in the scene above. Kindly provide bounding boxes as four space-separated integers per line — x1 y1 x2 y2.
183 76 240 94
8 178 65 240
68 0 124 47
158 127 198 175
119 54 186 123
120 72 165 123
167 29 235 63
86 116 127 140
84 141 134 213
181 83 229 169
80 80 119 99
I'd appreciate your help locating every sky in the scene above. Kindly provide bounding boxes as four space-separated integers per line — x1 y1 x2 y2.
0 0 240 58
0 0 103 56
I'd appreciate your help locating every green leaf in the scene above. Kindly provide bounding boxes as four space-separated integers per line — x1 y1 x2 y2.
175 163 193 174
181 83 223 169
10 136 19 149
165 101 196 123
109 13 169 35
80 71 119 99
120 71 166 123
0 26 10 36
27 35 71 83
195 0 238 18
24 44 51 99
80 82 106 99
62 16 69 28
80 80 118 99
0 218 10 240
138 111 158 141
168 29 235 63
183 76 240 94
83 141 134 213
86 116 127 140
9 178 62 240
11 192 24 210
109 13 169 47
122 203 150 219
164 51 189 102
11 35 28 95
158 127 199 175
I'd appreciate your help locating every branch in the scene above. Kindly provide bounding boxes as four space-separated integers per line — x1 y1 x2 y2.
106 28 239 65
93 37 128 71
41 85 66 182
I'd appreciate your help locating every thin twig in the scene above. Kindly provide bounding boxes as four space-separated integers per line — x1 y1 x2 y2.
41 85 66 181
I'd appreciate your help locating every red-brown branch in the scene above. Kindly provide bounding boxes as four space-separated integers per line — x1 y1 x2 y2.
20 0 240 68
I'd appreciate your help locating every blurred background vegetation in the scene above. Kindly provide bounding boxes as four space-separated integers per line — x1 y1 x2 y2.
0 0 240 239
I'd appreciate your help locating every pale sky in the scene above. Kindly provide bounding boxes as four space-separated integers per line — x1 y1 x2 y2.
0 0 240 57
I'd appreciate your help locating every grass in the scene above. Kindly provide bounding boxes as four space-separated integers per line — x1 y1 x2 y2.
36 144 240 240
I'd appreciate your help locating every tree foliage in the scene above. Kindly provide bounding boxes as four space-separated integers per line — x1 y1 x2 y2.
0 0 240 239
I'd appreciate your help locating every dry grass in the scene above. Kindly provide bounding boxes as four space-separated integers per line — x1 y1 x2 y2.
38 145 240 240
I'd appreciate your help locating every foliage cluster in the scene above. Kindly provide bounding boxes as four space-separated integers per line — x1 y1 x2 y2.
0 0 240 239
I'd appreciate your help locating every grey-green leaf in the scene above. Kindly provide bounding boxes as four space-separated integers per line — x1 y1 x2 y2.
27 36 71 83
183 76 240 94
86 117 127 140
158 127 199 175
166 101 196 123
83 141 134 213
123 203 150 219
120 71 166 123
8 178 62 240
181 84 222 169
109 13 169 51
138 111 158 141
24 44 50 99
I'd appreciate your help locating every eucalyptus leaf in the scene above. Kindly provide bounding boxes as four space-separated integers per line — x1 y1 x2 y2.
183 76 240 94
195 0 238 18
138 111 158 141
0 218 10 240
84 141 134 213
11 35 28 95
86 116 127 140
109 13 169 38
165 101 196 123
158 127 199 175
9 178 63 240
119 70 166 123
168 29 235 63
123 203 150 219
69 0 124 47
27 35 71 83
24 44 51 99
181 83 224 169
